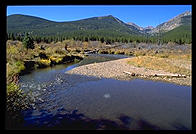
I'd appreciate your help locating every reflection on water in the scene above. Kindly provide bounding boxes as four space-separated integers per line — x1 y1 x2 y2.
18 54 191 130
103 94 111 98
19 62 78 84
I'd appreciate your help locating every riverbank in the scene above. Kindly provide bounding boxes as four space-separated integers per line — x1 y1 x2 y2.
6 40 84 88
67 57 191 86
6 40 84 122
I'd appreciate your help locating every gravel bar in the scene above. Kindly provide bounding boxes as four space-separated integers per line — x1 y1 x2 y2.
66 58 191 86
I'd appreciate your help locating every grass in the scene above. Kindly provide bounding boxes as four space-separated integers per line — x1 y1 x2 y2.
127 54 191 76
126 47 191 76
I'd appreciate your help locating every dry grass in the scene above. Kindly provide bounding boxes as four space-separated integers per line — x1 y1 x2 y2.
127 54 191 76
153 51 191 60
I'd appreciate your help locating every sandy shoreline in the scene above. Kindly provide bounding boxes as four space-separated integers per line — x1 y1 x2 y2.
66 58 191 86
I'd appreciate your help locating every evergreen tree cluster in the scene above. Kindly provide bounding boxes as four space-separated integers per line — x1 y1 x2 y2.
161 25 192 44
7 29 191 45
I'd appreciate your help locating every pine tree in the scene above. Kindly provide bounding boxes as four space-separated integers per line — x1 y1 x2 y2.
10 33 15 40
100 37 104 43
22 33 35 50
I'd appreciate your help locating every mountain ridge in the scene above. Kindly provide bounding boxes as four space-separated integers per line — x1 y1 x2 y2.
7 11 191 44
148 11 191 34
7 14 143 36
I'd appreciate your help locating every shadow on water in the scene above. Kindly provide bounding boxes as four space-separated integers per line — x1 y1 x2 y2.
7 108 190 130
171 121 191 130
7 108 163 130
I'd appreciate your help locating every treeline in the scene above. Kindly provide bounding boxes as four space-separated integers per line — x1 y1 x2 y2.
7 31 155 44
7 28 191 44
161 25 192 44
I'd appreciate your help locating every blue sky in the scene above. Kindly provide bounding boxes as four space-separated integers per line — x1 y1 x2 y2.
7 5 191 28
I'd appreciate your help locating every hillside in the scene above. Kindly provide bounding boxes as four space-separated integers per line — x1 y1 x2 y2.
7 11 192 44
7 14 141 37
161 25 192 44
148 11 192 34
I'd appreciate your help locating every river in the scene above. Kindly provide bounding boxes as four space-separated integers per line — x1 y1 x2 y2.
18 54 192 130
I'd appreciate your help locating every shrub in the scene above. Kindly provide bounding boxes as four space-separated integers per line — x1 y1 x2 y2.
133 51 146 56
15 61 25 73
82 41 89 49
55 49 66 55
125 51 133 56
7 61 25 79
7 82 21 95
50 56 63 64
38 59 51 67
98 50 109 54
114 50 124 55
74 58 80 63
39 52 48 59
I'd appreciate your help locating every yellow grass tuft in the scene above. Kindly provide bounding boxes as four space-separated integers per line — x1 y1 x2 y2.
38 59 51 66
49 56 63 64
127 55 191 76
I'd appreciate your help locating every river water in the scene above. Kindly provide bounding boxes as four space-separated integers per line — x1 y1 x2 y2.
18 54 192 130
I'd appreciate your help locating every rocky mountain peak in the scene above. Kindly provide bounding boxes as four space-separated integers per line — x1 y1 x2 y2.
166 11 191 23
147 11 191 34
144 26 154 30
127 22 144 30
180 11 191 17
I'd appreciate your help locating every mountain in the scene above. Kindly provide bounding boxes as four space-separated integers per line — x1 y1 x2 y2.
7 11 191 44
126 22 154 32
126 11 191 35
148 11 192 34
127 22 144 31
7 14 142 37
144 26 154 30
